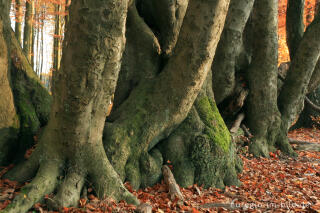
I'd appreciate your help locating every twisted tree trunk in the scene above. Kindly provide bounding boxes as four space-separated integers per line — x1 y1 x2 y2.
3 0 235 212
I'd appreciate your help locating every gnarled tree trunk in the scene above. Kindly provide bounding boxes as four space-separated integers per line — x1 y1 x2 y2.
3 0 237 212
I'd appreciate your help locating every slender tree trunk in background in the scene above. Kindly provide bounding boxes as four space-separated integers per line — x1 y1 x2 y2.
35 20 40 75
39 14 44 80
246 0 284 157
212 0 255 104
52 3 62 74
14 0 23 44
31 22 35 68
23 0 34 63
286 0 305 60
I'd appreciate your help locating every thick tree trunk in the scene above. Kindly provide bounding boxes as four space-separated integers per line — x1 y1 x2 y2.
23 0 34 63
158 73 242 189
246 0 284 157
0 0 19 166
105 0 232 190
10 28 52 159
286 0 305 60
212 0 254 104
4 1 137 212
112 3 161 109
3 0 235 212
0 0 50 165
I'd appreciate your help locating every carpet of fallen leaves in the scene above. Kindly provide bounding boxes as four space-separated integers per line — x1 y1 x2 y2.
0 128 319 213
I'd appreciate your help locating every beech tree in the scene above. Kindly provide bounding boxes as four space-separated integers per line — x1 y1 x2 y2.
0 0 51 166
0 0 320 212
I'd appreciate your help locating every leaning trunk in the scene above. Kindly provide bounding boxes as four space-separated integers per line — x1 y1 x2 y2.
277 13 320 152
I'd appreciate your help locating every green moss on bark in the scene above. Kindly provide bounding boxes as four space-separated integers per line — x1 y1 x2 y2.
195 96 231 152
11 63 52 155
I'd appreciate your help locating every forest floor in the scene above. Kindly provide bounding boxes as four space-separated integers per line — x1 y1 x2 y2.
0 127 320 213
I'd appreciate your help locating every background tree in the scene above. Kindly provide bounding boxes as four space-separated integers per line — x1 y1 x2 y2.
23 0 35 64
14 0 23 44
0 0 51 167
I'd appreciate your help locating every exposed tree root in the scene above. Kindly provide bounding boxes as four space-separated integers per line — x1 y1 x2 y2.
276 128 298 157
305 97 320 112
136 203 152 213
85 144 139 205
2 141 139 212
248 138 270 157
288 138 320 151
47 167 85 210
162 165 184 201
3 147 40 183
3 161 60 213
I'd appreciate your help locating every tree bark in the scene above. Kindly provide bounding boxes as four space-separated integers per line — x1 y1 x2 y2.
136 0 189 57
286 0 305 60
4 1 137 212
52 2 63 74
158 73 242 189
246 0 284 157
104 0 231 190
3 1 239 212
0 0 19 165
278 14 320 138
23 0 34 63
14 0 23 44
212 0 254 104
10 28 52 159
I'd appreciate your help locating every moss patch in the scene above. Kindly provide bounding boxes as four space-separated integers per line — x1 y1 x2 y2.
195 96 231 152
11 62 52 156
